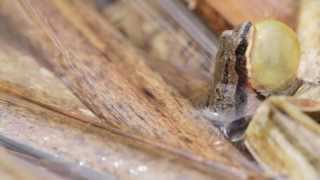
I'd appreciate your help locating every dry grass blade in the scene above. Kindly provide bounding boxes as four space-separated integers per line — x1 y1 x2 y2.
95 0 216 105
298 0 320 84
0 91 252 180
0 147 63 180
245 97 320 180
188 0 297 29
0 41 99 124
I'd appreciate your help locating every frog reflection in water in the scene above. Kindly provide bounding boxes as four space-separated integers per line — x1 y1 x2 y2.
204 20 301 140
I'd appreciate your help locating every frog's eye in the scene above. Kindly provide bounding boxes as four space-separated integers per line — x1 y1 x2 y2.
246 20 300 95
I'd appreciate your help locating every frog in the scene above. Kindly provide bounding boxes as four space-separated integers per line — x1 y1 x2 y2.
204 20 302 141
207 21 253 112
197 22 254 141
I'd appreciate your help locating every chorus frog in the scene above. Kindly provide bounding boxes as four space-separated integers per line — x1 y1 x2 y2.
206 22 253 118
205 20 301 140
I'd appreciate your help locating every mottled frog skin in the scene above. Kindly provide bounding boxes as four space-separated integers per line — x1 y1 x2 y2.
207 22 252 114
